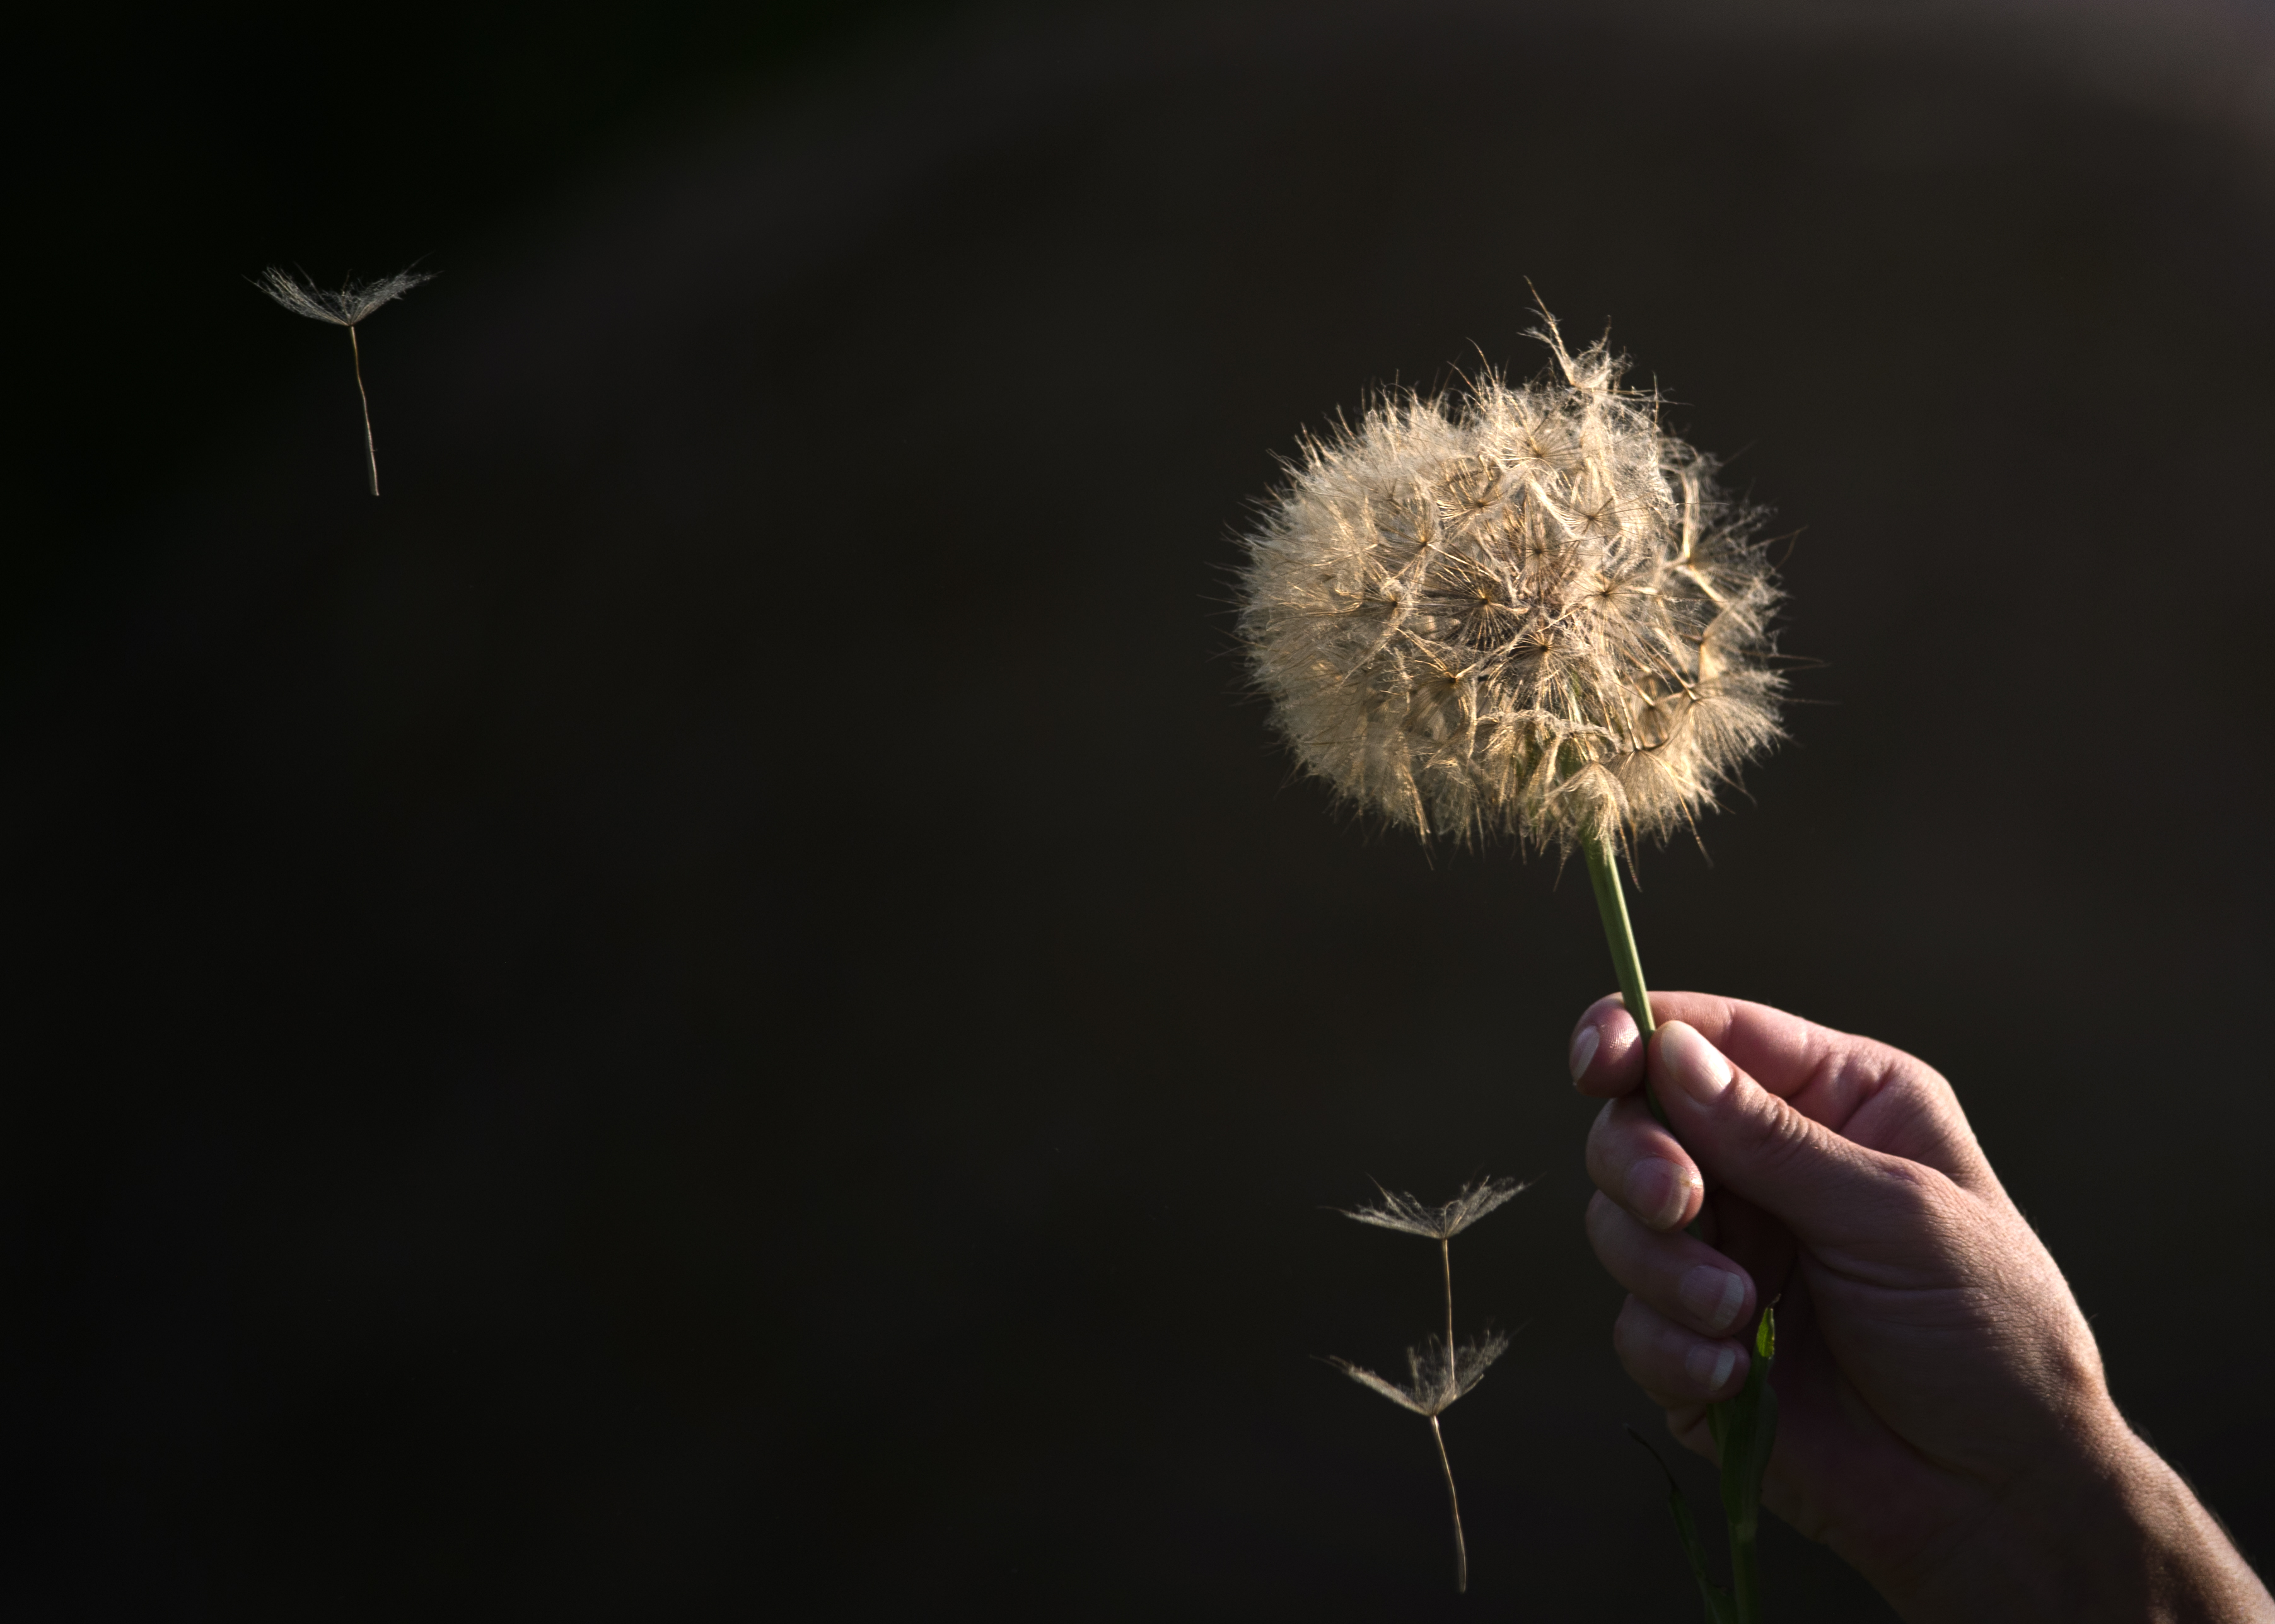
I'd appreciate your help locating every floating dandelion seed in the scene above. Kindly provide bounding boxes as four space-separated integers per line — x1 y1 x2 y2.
1339 1174 1527 1241
1329 1178 1526 1594
1330 1333 1510 1594
1236 307 1783 859
254 265 432 496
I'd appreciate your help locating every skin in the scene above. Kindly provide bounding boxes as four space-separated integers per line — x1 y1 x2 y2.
1572 990 2274 1623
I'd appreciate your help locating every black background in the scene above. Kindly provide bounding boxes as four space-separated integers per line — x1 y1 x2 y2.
8 1 2275 1618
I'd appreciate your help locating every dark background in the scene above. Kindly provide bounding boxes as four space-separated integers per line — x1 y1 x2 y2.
8 1 2275 1617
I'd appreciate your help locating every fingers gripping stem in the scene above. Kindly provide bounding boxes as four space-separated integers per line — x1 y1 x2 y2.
1585 836 1777 1621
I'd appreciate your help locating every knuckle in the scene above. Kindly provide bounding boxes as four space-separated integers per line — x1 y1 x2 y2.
1611 1294 1650 1360
1583 1113 1619 1185
1876 1154 1964 1232
1726 1090 1817 1174
1584 1190 1618 1246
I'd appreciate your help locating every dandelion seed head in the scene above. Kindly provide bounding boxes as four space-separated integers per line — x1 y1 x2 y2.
1339 1175 1529 1241
1237 310 1784 853
255 265 432 327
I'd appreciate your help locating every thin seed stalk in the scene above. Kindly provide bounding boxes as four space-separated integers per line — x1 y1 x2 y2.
1437 1234 1467 1593
349 323 380 497
1428 1413 1468 1595
1440 1237 1456 1403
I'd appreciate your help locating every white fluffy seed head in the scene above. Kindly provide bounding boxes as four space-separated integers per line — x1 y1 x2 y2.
1238 314 1785 855
255 265 433 327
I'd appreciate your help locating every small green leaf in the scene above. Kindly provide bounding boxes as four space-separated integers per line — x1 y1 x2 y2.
1628 1428 1738 1624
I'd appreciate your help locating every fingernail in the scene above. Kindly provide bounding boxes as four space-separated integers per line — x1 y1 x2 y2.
1686 1342 1738 1395
1660 1022 1732 1103
1568 1024 1600 1083
1679 1265 1747 1333
1624 1157 1697 1230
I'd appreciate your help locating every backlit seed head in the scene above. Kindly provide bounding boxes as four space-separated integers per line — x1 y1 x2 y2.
1330 1333 1509 1418
1236 312 1784 854
255 265 432 327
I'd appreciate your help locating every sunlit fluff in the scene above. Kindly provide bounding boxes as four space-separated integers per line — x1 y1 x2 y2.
1237 315 1784 853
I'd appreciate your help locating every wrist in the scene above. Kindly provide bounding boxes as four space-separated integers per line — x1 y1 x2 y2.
1891 1405 2272 1623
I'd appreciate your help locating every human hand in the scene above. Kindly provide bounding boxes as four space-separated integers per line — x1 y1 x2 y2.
1572 991 2272 1622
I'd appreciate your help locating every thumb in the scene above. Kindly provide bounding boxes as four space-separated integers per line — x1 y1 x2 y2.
1650 1020 1945 1258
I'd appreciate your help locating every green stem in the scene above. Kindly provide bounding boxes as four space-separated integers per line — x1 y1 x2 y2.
1732 1525 1762 1620
1582 835 1667 1130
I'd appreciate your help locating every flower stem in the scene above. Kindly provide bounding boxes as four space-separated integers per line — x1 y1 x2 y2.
1582 835 1667 1129
1733 1521 1762 1618
1428 1413 1469 1594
